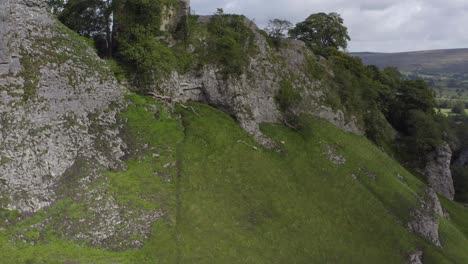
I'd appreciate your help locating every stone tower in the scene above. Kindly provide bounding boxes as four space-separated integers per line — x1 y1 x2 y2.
160 0 191 32
180 0 190 17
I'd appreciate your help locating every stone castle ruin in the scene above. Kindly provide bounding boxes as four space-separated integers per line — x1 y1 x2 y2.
160 0 190 32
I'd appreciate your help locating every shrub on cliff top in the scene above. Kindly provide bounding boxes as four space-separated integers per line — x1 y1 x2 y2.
204 14 257 78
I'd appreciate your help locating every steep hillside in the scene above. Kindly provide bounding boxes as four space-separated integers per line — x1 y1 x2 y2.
2 96 468 263
2 1 468 263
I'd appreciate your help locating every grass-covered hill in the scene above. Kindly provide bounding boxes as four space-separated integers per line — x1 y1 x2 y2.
4 1 468 263
2 94 468 263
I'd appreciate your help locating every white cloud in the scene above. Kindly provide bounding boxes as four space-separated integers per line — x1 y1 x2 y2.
191 0 468 52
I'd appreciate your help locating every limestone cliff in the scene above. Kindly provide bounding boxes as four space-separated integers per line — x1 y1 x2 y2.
158 16 363 147
424 143 455 200
0 0 168 249
0 0 125 212
409 188 447 247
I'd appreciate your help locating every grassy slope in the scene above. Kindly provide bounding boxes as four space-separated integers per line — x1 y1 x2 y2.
1 95 468 263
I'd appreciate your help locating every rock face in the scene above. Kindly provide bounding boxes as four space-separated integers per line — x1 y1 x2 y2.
0 0 166 249
159 17 363 146
0 0 21 75
409 188 446 247
409 251 423 264
0 0 125 213
424 143 455 200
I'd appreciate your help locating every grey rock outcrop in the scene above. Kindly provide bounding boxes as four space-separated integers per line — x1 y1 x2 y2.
423 143 455 200
0 0 125 213
0 0 22 75
0 0 166 249
409 251 423 264
158 17 363 146
409 188 446 246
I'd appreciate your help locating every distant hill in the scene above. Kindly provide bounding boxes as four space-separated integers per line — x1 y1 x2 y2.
351 49 468 101
351 49 468 75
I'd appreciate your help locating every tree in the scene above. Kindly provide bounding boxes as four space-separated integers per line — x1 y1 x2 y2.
57 0 115 57
46 0 65 15
387 79 436 132
113 0 179 91
448 79 458 88
452 102 466 115
215 8 224 15
289 12 350 55
404 109 443 156
265 19 293 47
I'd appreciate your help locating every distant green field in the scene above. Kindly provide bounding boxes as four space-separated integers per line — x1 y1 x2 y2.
439 108 452 116
437 108 468 116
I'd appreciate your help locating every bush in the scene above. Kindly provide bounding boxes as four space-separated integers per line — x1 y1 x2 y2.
452 102 466 115
364 110 396 151
204 15 256 78
404 109 443 156
275 79 301 113
117 28 177 92
327 52 382 115
105 59 126 83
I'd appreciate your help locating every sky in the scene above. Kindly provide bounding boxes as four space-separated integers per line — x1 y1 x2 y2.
191 0 468 52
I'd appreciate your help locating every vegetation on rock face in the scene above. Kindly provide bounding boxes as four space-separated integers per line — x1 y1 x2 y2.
265 19 293 48
275 79 302 126
315 48 450 166
55 0 115 57
204 14 257 77
50 1 258 90
275 79 301 112
18 49 40 101
113 0 182 92
50 0 182 92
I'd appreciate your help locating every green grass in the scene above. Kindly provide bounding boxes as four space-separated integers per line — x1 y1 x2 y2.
2 95 468 263
436 108 468 116
107 94 183 210
174 103 423 263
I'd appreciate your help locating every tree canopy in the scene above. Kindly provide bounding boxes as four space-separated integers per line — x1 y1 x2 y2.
264 19 293 48
265 19 292 39
290 13 350 55
56 0 115 57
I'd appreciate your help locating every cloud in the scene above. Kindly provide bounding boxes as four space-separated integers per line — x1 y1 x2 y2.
191 0 468 52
